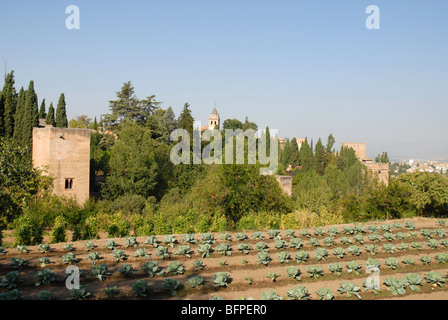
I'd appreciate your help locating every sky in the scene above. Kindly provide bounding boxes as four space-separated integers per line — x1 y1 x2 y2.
0 0 447 161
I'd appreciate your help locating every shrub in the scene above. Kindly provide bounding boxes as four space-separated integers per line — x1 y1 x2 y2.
13 214 43 246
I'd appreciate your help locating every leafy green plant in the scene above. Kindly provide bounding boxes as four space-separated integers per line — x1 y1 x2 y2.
345 261 362 276
353 235 364 244
306 265 323 279
427 239 439 249
125 236 139 248
135 248 151 259
347 245 362 256
69 286 91 300
156 246 170 260
274 239 287 250
300 230 311 238
405 221 416 230
367 234 380 243
425 271 446 287
385 257 398 270
187 276 204 288
201 233 216 244
255 241 269 252
237 243 251 254
0 289 23 300
183 233 197 244
104 286 120 299
85 241 96 252
324 237 335 247
235 233 248 241
314 228 325 237
340 237 352 245
241 259 249 265
192 260 205 271
436 220 446 227
163 235 177 248
16 245 28 254
144 236 159 247
132 280 149 297
38 244 51 254
309 238 320 247
295 251 310 263
118 263 138 276
382 244 395 254
368 225 379 233
266 272 280 282
166 262 185 275
245 276 253 285
383 277 407 295
10 257 28 268
198 244 213 258
38 257 52 268
401 257 415 267
112 249 128 262
219 232 232 241
382 232 395 242
392 223 402 229
397 243 410 251
329 263 343 277
364 244 378 256
91 264 112 282
314 248 329 261
420 255 432 265
61 252 77 265
286 266 302 281
268 229 281 240
213 272 231 288
287 285 310 300
332 247 345 259
216 243 232 256
277 251 291 264
1 271 22 289
141 261 164 277
421 229 434 239
395 232 406 240
404 273 423 292
380 224 391 233
337 282 362 299
87 252 101 265
261 290 282 300
328 227 339 237
342 226 356 235
411 242 423 250
316 287 334 300
105 240 118 250
435 253 448 264
257 251 272 266
285 230 296 238
251 231 264 240
365 258 381 270
36 291 54 300
289 238 303 249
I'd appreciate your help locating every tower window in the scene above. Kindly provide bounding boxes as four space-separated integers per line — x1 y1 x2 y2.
65 179 74 190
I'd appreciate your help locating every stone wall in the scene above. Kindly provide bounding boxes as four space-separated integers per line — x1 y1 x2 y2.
33 127 91 204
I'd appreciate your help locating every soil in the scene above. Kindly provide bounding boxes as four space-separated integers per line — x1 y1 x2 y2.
1 217 448 300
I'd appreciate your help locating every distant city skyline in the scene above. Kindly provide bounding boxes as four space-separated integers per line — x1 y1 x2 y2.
1 1 447 160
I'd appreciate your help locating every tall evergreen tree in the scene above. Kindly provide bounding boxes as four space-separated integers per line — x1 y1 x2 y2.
299 137 314 171
314 138 327 175
289 138 300 168
14 81 38 150
178 102 194 139
55 93 68 128
13 87 25 143
0 88 4 137
2 71 17 138
281 138 292 167
46 103 55 127
93 116 98 131
38 98 46 119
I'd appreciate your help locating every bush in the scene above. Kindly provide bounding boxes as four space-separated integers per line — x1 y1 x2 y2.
80 216 100 240
49 216 68 244
13 214 43 246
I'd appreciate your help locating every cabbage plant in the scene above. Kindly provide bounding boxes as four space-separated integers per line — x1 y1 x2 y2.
156 246 171 260
404 273 423 292
255 242 269 252
332 247 345 259
141 261 164 277
112 249 128 262
235 233 248 241
277 251 291 264
132 280 149 297
286 266 302 281
306 265 323 279
364 244 378 256
1 271 22 289
314 248 328 261
268 230 281 240
174 245 192 258
340 237 352 245
163 235 177 248
368 234 380 243
198 244 213 258
424 271 446 287
287 286 310 300
328 227 339 237
166 262 185 275
237 243 251 254
105 240 118 250
216 243 232 256
118 263 138 276
213 272 231 288
385 257 398 270
257 252 272 266
91 264 112 282
405 221 416 230
261 290 282 300
348 245 362 256
85 241 96 252
382 244 395 254
183 234 197 244
38 244 51 254
337 282 362 299
295 251 310 263
285 230 296 238
38 257 52 268
324 237 335 247
383 277 407 295
289 238 303 249
316 287 334 300
251 231 264 240
274 239 287 250
145 236 159 247
201 233 216 244
187 276 204 288
314 228 325 237
345 261 362 275
125 236 139 248
329 263 343 277
401 257 415 266
420 255 432 265
135 248 151 259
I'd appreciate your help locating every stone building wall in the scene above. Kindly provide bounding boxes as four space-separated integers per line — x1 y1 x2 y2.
33 127 91 204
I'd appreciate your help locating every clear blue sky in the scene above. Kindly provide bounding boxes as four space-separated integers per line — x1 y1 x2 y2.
1 0 447 160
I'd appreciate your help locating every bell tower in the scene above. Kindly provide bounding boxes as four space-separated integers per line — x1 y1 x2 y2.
208 107 220 130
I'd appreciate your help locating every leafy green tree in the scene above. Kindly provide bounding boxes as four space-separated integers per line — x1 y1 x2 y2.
56 93 68 128
222 119 243 131
46 103 55 126
1 71 17 138
103 81 160 129
281 138 292 168
289 138 300 168
375 152 390 164
14 81 38 151
102 122 171 200
242 117 258 131
178 103 194 140
38 99 46 119
314 138 327 175
298 138 314 171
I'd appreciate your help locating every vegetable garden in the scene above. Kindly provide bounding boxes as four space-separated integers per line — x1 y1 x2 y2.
1 217 448 300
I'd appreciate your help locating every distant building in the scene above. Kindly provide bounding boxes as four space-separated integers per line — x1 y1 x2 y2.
341 142 390 186
32 126 91 204
201 108 221 131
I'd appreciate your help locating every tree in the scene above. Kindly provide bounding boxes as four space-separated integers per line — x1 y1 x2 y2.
314 138 327 175
38 99 46 119
376 152 390 164
1 71 17 138
178 103 194 139
46 103 55 127
242 117 258 131
289 138 300 168
103 81 161 129
69 115 91 129
13 87 25 143
298 138 313 171
56 93 68 128
160 106 177 142
14 81 38 151
222 119 243 131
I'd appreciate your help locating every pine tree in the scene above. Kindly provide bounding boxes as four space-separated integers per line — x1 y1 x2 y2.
314 138 327 175
46 103 55 127
2 71 17 138
93 116 98 131
38 98 46 119
298 137 314 171
55 93 68 128
13 87 25 143
289 138 300 168
178 102 194 139
281 138 292 167
265 126 271 157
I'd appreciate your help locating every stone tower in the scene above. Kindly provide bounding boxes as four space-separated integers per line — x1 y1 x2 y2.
32 127 91 204
208 107 220 130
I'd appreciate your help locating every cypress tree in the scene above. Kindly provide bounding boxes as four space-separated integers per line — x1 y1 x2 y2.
46 103 55 127
38 98 46 119
289 138 300 168
93 116 98 131
178 102 194 139
0 89 4 137
2 71 17 138
13 87 25 143
56 93 68 128
314 138 327 175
